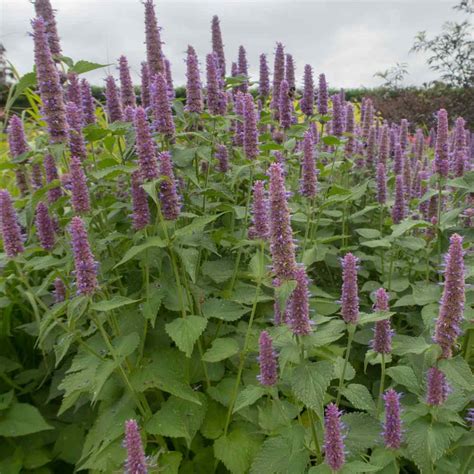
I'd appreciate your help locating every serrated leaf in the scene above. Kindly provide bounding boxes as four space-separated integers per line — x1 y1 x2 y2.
175 214 223 238
275 280 297 314
439 356 474 391
386 366 421 394
70 60 110 74
343 413 380 455
114 237 167 268
202 298 248 321
0 403 53 437
165 316 207 357
358 311 394 325
202 258 235 283
176 248 199 283
91 296 140 312
341 384 376 412
392 335 430 355
202 337 239 362
233 385 266 413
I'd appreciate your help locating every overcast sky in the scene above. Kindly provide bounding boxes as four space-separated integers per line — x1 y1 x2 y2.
0 0 464 89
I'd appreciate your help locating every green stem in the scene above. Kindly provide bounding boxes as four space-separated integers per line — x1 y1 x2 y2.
336 323 355 406
377 353 386 414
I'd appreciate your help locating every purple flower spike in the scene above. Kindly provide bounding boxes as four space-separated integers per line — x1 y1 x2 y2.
0 190 24 258
31 163 44 191
434 233 465 359
466 408 474 428
69 216 98 295
34 0 62 56
158 151 180 220
119 55 137 108
7 115 29 196
300 130 317 198
35 202 55 251
124 419 148 474
324 403 346 472
289 266 312 336
243 93 259 160
124 106 136 123
344 103 356 158
144 0 164 76
383 389 403 449
140 62 151 110
317 73 328 116
378 124 390 165
163 58 175 101
268 163 297 280
426 367 450 406
80 79 96 125
376 163 387 205
362 98 373 139
53 277 66 303
215 144 229 173
70 155 90 214
206 53 226 116
271 42 285 118
44 154 62 203
249 180 269 240
211 16 226 77
285 54 295 90
366 126 376 168
259 54 270 99
151 73 175 138
66 73 83 115
434 109 449 178
66 101 87 162
300 64 314 117
134 107 159 181
185 46 203 114
238 45 249 92
372 288 393 354
331 94 344 137
341 253 359 324
399 119 409 151
105 76 123 123
233 92 245 146
131 171 150 230
392 175 406 224
32 17 67 143
279 80 292 129
258 331 278 386
393 142 403 175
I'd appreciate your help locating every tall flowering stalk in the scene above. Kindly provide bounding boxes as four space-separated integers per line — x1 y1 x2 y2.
378 124 390 165
44 154 62 203
215 144 229 173
185 46 203 114
211 15 226 77
324 403 346 472
70 155 90 213
376 163 387 205
243 93 259 160
144 0 164 76
131 171 150 230
53 277 66 303
271 42 285 118
392 175 406 224
285 54 295 90
105 76 124 123
69 216 98 295
134 107 159 181
140 62 151 109
35 202 55 251
331 94 344 137
151 73 175 138
66 101 87 161
158 151 180 220
238 45 249 92
206 53 225 115
163 58 175 101
300 130 317 198
268 163 297 280
434 109 449 178
31 163 44 191
288 266 312 336
259 54 270 99
426 367 450 406
300 64 314 117
80 79 96 125
344 103 356 158
382 389 403 449
34 0 62 56
257 331 278 386
7 115 29 196
249 180 269 240
399 119 408 151
433 233 465 359
119 55 136 108
362 98 373 139
0 190 24 258
317 73 328 116
32 17 67 143
124 419 148 474
341 253 359 324
279 79 292 129
66 73 83 115
366 125 376 167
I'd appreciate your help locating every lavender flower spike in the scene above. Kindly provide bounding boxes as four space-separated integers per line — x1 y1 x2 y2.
215 144 229 173
185 46 203 114
249 180 269 240
119 55 137 108
134 107 159 181
324 403 346 472
151 73 175 138
259 54 270 99
70 155 90 213
318 73 328 116
7 115 29 196
144 0 164 76
285 54 295 90
238 45 249 92
140 62 151 110
0 190 24 257
426 367 450 406
105 76 123 123
434 109 449 178
279 79 292 129
131 171 150 230
391 175 406 224
300 64 314 117
124 419 148 474
434 233 465 358
53 277 66 303
271 42 285 117
372 288 393 354
206 53 225 116
341 253 359 324
158 151 181 220
66 73 83 113
66 101 87 161
268 163 297 280
69 216 98 295
211 15 226 77
32 18 68 143
80 79 96 125
164 58 175 100
34 0 62 56
344 103 356 158
257 331 278 386
376 163 387 205
243 93 259 160
35 202 55 251
44 154 62 203
289 266 312 336
383 389 403 449
300 130 317 198
331 94 344 137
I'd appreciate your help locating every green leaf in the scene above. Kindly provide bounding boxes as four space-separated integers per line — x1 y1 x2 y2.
233 385 266 413
358 311 394 325
202 337 239 362
343 413 380 455
159 451 183 474
91 296 140 312
291 361 334 417
114 236 167 267
214 424 263 474
306 319 345 346
275 280 297 314
392 335 430 355
70 60 110 74
0 391 14 410
176 247 199 283
322 135 341 146
355 228 381 239
250 425 309 474
0 403 52 437
386 366 421 394
439 356 474 391
341 384 376 412
165 316 207 357
202 298 248 321
391 219 428 238
202 258 235 283
175 214 223 238
146 394 207 447
361 239 391 248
